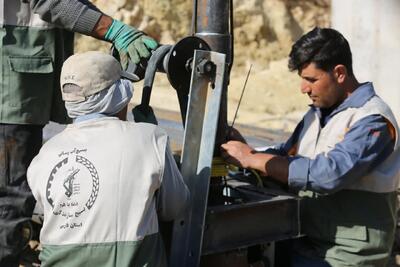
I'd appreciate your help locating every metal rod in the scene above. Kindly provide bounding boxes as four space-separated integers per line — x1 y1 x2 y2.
195 0 231 150
229 0 234 74
191 0 198 35
231 64 252 128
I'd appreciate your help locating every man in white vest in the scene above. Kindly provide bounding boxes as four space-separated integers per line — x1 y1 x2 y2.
1 1 159 265
221 27 399 266
26 51 190 267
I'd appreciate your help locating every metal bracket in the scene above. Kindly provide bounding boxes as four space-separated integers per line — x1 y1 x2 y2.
169 50 226 267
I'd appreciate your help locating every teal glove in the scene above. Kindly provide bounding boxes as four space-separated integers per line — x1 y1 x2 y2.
105 19 158 69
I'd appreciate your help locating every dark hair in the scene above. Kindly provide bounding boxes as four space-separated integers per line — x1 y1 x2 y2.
288 27 353 75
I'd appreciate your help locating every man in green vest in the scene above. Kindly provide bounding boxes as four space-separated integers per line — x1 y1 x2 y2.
221 27 400 266
0 1 158 266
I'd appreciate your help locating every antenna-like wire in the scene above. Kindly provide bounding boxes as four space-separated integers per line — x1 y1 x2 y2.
231 64 252 128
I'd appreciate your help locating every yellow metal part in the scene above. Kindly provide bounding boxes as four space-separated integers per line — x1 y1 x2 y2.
211 157 264 187
211 157 229 177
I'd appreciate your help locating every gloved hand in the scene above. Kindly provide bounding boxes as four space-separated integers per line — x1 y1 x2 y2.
132 104 158 125
104 19 158 69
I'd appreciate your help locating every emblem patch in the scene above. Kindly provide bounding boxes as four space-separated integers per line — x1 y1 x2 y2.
46 150 99 230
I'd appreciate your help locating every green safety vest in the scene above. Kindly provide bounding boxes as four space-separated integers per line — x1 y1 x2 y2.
0 1 72 125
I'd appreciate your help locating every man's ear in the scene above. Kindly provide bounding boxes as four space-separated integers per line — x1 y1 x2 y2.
333 64 347 83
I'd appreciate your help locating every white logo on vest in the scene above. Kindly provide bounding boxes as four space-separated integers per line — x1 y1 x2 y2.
46 148 99 230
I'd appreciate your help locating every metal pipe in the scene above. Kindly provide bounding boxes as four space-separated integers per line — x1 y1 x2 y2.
194 0 233 150
195 0 232 64
191 0 198 35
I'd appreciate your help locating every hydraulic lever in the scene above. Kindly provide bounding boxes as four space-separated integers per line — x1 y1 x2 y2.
129 37 210 124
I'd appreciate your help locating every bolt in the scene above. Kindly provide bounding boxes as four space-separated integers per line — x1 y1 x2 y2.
185 58 193 72
197 59 216 75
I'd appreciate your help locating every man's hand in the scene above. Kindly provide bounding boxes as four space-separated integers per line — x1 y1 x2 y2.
102 19 158 69
226 127 247 143
221 141 289 183
221 141 254 169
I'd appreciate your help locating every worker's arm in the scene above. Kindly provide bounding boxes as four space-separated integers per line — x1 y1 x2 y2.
221 118 305 183
262 119 304 156
30 0 102 35
157 144 190 221
221 141 289 183
221 119 305 184
221 115 395 193
288 114 395 194
30 0 159 67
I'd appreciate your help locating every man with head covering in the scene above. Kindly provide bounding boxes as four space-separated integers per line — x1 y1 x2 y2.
2 2 159 265
26 51 190 267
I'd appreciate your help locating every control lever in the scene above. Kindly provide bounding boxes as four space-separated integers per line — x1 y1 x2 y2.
116 37 211 125
132 45 171 124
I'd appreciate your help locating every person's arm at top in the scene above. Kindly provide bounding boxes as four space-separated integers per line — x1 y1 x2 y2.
157 144 190 221
30 0 159 68
30 0 103 35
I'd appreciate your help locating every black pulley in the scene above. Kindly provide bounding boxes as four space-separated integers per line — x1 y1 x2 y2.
164 36 210 94
164 36 210 124
134 36 210 125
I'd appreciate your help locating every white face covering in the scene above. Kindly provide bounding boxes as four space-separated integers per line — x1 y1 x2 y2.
65 79 133 119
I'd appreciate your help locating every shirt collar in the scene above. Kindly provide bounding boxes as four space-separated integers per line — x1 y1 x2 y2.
337 82 375 110
73 113 109 123
313 82 376 120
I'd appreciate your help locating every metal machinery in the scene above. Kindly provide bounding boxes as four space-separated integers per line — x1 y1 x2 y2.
132 0 302 266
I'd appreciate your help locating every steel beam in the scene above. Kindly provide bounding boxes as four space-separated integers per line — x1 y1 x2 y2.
202 183 302 255
169 50 226 267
